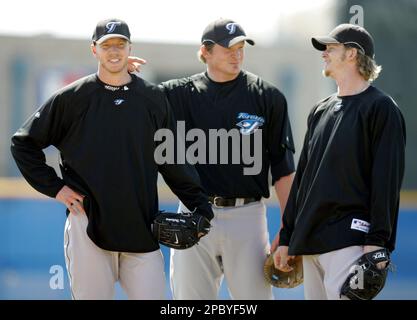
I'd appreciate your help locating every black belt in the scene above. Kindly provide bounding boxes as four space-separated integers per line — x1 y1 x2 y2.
208 196 261 208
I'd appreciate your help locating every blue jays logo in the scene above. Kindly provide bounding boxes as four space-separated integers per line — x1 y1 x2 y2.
114 99 124 106
236 113 265 135
226 23 238 34
106 21 122 33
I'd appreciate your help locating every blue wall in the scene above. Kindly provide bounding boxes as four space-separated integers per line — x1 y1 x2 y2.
0 199 416 299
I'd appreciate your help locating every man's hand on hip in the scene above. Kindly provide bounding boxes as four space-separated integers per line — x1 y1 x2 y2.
56 186 85 215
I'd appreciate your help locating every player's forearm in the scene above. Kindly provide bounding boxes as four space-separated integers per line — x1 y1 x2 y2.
274 172 295 218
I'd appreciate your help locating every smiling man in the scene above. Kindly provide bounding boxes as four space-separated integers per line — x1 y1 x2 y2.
274 24 406 300
157 18 295 300
10 18 213 300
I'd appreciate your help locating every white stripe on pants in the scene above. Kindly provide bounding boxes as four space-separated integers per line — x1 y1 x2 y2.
302 246 364 300
170 201 273 300
64 213 166 300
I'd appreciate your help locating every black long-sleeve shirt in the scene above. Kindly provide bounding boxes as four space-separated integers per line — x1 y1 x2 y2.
279 86 406 255
161 71 295 198
11 73 213 252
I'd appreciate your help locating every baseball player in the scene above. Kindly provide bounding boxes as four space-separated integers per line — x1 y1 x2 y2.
131 18 295 299
274 24 406 299
10 18 213 300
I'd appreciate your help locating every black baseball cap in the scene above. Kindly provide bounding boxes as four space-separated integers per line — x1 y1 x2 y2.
312 23 375 58
92 18 131 44
201 18 255 48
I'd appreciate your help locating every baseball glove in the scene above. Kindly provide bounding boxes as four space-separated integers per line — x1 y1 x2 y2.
152 211 211 250
263 254 303 288
340 248 390 300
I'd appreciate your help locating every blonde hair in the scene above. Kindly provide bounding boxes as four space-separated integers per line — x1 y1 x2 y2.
197 43 215 64
355 50 382 82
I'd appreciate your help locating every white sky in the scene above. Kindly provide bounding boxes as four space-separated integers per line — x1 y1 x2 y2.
1 0 330 45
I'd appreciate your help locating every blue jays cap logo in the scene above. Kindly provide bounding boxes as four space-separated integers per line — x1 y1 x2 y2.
106 21 122 33
226 22 238 34
236 113 265 135
93 18 131 44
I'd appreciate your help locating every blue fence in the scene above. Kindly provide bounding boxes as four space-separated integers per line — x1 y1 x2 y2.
0 199 416 300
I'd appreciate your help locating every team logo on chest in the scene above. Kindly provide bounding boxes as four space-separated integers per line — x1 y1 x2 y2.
114 99 125 106
236 112 265 135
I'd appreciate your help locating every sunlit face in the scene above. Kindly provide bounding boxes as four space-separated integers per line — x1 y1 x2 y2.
205 41 245 78
322 44 347 78
92 37 131 74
